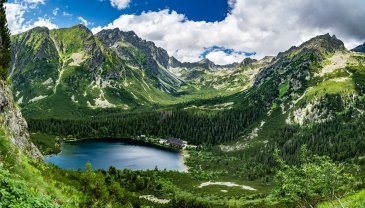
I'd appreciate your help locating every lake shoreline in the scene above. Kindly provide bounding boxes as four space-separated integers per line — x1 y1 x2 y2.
66 137 182 153
45 138 189 172
182 149 190 173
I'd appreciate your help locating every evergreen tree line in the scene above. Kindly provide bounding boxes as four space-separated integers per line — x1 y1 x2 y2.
28 107 265 146
0 0 10 80
270 109 365 165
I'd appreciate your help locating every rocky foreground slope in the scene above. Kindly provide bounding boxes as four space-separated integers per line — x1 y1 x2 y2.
0 80 42 159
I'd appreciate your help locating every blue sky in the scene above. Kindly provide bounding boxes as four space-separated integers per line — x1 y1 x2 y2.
5 0 365 64
8 0 231 28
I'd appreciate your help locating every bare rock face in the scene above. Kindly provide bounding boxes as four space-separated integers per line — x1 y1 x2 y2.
0 80 42 160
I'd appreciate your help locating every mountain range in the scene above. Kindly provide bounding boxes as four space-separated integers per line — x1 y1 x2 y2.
10 25 262 118
9 25 365 123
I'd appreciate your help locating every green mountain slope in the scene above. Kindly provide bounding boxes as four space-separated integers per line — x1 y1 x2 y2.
216 34 365 167
10 25 261 118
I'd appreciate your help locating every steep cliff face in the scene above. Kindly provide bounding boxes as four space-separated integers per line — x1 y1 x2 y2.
0 80 42 160
96 28 183 90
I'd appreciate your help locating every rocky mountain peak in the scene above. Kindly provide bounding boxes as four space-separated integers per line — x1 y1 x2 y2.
198 58 215 66
239 58 257 67
96 28 182 89
97 28 171 67
98 28 137 42
27 26 50 34
95 28 122 46
97 28 152 49
71 24 92 33
299 33 345 53
173 58 217 70
168 56 183 68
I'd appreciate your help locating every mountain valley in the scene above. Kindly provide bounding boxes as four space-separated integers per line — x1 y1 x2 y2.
2 5 365 206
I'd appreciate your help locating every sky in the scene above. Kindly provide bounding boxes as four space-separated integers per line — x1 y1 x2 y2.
4 0 365 65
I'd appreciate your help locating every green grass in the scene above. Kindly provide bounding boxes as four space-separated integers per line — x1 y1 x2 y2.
318 189 365 208
0 128 80 207
159 171 270 196
279 81 289 98
21 89 82 119
288 49 300 59
30 132 61 155
50 25 93 59
305 79 355 102
145 170 273 207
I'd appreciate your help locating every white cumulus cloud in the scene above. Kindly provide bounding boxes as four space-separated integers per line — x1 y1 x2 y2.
4 3 26 34
5 2 58 35
31 17 58 30
110 0 130 10
92 0 365 65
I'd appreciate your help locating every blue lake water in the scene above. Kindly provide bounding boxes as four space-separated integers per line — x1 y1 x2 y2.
45 139 186 171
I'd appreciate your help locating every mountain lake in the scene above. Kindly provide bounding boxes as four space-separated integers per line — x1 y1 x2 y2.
45 139 187 171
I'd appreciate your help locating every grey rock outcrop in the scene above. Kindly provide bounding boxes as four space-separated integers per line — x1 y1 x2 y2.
0 80 42 160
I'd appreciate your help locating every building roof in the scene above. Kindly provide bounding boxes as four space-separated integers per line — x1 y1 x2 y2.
166 138 184 146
